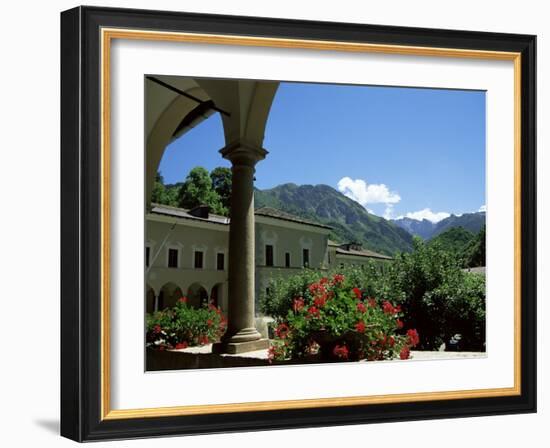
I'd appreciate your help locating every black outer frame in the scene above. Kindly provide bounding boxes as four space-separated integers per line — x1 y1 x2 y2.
60 6 537 442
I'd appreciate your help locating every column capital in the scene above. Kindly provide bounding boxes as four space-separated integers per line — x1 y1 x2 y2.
219 139 268 167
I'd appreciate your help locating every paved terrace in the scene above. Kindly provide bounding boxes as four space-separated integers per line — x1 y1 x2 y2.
147 344 486 371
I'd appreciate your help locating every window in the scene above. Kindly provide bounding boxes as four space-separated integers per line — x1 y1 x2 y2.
285 252 291 268
145 246 150 267
217 253 225 271
194 251 204 269
302 248 310 267
265 245 274 267
167 248 178 268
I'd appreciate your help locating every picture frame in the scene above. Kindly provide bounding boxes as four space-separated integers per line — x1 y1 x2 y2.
60 5 536 442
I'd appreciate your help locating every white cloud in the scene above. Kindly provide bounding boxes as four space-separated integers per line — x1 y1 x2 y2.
402 208 451 223
478 204 487 212
337 177 401 210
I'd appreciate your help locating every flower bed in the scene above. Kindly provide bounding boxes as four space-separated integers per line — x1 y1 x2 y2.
146 297 227 350
268 274 419 363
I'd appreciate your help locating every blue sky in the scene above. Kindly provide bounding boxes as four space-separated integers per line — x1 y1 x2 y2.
159 82 486 222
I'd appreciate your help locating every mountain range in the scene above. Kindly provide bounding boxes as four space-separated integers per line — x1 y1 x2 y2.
254 183 486 256
254 183 414 256
392 212 486 240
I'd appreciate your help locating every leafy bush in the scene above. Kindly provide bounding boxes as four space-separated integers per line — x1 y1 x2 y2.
268 274 419 363
146 297 227 350
261 237 486 351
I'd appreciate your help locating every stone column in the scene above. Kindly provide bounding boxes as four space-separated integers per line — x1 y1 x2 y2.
153 294 159 312
214 140 269 354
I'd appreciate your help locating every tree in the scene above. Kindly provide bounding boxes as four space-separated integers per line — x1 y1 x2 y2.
177 166 224 214
210 167 232 214
151 171 179 206
462 225 486 268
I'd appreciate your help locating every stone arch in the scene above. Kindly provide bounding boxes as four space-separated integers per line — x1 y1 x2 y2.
159 282 184 310
210 282 225 310
146 77 280 206
145 284 156 314
187 282 209 308
146 80 214 206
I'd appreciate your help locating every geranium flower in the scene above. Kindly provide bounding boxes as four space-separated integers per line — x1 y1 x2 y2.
153 324 162 334
314 294 328 308
275 323 290 339
293 297 305 312
407 329 420 346
306 306 320 318
367 298 377 308
355 321 366 333
357 302 366 313
382 301 396 314
178 296 188 303
332 274 345 285
352 287 362 299
400 346 411 360
320 277 329 285
207 319 213 327
308 282 326 296
396 319 404 329
333 344 349 360
175 342 188 349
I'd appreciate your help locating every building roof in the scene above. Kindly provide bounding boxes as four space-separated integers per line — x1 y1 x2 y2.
335 246 393 260
150 204 230 225
254 207 333 230
328 240 392 260
150 204 331 230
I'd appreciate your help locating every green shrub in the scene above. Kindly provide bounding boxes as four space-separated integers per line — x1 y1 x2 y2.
268 273 419 363
146 297 227 349
261 237 486 351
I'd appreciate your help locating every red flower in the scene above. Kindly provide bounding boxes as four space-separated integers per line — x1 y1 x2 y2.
198 335 210 345
306 306 320 318
275 323 290 339
367 298 377 308
407 329 420 347
333 344 349 360
208 303 221 314
388 336 396 347
314 294 328 308
207 319 213 327
267 345 278 363
320 277 329 285
175 341 188 350
357 302 367 313
332 274 345 285
400 346 411 360
383 301 396 315
396 319 404 329
308 282 326 296
153 324 162 334
293 297 305 312
355 321 366 333
178 296 188 303
352 287 362 299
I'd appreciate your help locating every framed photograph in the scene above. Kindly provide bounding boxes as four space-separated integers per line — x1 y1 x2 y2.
60 6 536 442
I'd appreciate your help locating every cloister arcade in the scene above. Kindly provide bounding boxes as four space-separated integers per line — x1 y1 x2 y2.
146 75 279 353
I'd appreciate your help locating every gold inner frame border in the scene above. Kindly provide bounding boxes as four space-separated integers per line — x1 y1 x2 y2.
100 27 522 421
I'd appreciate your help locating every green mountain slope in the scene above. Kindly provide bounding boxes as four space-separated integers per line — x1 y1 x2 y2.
254 183 413 255
429 227 475 254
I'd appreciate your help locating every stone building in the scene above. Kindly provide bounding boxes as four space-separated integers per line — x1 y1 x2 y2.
145 203 392 315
